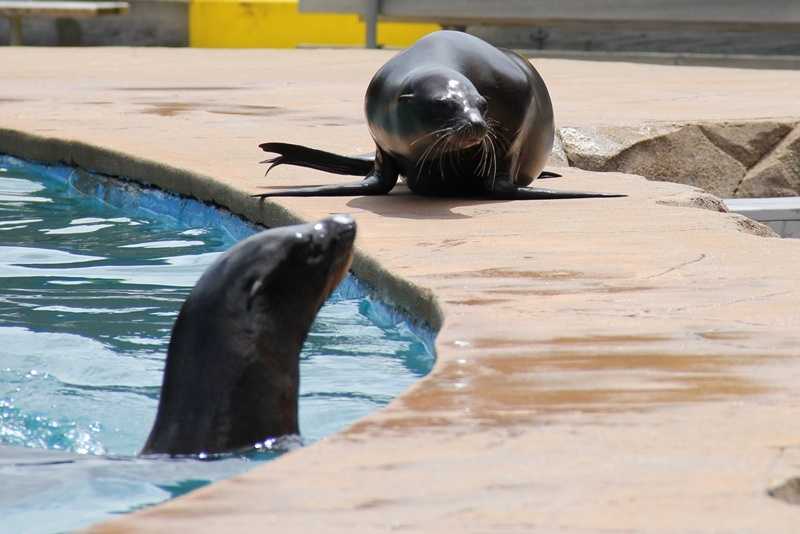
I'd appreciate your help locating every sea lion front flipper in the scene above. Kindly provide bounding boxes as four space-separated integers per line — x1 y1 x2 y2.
498 186 625 200
489 180 624 200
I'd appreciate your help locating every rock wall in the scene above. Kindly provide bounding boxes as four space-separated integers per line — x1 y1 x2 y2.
558 121 800 198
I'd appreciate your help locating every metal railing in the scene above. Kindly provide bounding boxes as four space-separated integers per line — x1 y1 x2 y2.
300 0 800 48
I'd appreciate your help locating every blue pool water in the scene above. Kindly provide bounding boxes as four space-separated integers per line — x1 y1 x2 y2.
0 155 435 532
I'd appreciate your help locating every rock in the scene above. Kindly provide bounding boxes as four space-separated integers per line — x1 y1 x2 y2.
656 191 728 213
559 124 680 169
561 122 800 198
561 125 746 197
698 122 794 168
548 130 569 167
735 124 800 197
726 213 780 238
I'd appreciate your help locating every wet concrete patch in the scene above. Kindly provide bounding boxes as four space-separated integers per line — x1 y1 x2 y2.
137 101 286 117
446 298 510 306
348 350 773 434
298 115 365 127
432 268 586 280
542 334 672 345
486 284 656 297
208 105 284 117
113 86 246 91
698 331 753 341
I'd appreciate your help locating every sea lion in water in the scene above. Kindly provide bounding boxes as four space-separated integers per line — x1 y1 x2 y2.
254 30 620 200
141 215 356 456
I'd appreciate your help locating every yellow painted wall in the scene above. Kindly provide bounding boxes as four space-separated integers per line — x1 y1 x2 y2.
190 0 440 48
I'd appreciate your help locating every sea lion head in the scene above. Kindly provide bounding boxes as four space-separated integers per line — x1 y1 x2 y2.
397 67 489 157
141 215 356 457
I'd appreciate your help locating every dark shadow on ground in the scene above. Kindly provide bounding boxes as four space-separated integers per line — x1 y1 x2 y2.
346 187 508 220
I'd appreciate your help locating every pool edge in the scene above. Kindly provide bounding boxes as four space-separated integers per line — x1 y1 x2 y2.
0 126 445 333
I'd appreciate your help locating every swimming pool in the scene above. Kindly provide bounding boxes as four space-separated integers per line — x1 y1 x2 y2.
0 155 435 532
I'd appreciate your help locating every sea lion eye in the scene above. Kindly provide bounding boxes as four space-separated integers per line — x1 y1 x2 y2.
476 97 488 113
432 97 458 115
398 93 414 103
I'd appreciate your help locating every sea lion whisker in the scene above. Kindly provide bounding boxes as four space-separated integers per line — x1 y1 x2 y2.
416 132 445 171
488 135 498 189
486 117 505 131
419 133 452 179
478 138 489 176
415 120 458 166
416 130 452 172
447 136 460 178
477 139 485 175
437 137 448 180
482 138 492 177
438 134 456 180
485 137 494 178
410 125 455 147
486 124 510 152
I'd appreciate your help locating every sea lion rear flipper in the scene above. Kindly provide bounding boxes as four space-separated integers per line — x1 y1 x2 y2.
259 142 375 176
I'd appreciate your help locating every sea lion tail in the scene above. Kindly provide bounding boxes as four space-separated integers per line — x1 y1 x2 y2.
259 142 375 176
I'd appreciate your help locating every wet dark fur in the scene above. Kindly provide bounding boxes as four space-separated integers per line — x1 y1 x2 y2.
141 216 356 456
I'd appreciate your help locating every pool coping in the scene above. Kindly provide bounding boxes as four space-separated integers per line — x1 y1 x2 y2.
0 127 445 332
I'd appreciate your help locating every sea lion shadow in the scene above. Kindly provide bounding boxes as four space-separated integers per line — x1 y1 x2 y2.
346 189 506 220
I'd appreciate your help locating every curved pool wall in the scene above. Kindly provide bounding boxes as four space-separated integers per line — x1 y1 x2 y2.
0 154 436 532
0 153 436 353
0 129 445 332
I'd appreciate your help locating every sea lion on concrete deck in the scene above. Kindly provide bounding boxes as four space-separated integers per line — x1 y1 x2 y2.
254 30 620 200
141 215 356 456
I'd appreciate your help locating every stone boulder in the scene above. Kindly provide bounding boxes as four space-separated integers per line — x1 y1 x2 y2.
559 122 799 197
735 124 800 197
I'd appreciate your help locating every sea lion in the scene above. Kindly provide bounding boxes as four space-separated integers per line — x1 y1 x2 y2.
254 30 620 200
141 215 356 456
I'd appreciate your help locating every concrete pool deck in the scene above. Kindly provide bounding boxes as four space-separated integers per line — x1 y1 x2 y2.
2 48 800 532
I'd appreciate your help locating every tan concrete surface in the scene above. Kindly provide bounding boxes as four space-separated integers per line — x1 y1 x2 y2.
2 48 800 532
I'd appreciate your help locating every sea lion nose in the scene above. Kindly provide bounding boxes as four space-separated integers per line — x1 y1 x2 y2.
467 111 488 137
329 214 356 241
332 214 354 227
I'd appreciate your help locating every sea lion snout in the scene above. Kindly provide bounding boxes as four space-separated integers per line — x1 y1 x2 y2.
310 215 356 256
326 214 357 241
307 215 356 293
458 110 488 148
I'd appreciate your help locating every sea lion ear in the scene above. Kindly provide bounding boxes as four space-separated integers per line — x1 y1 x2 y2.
398 93 415 102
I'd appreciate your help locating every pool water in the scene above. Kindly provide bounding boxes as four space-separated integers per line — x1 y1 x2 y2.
0 155 434 532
